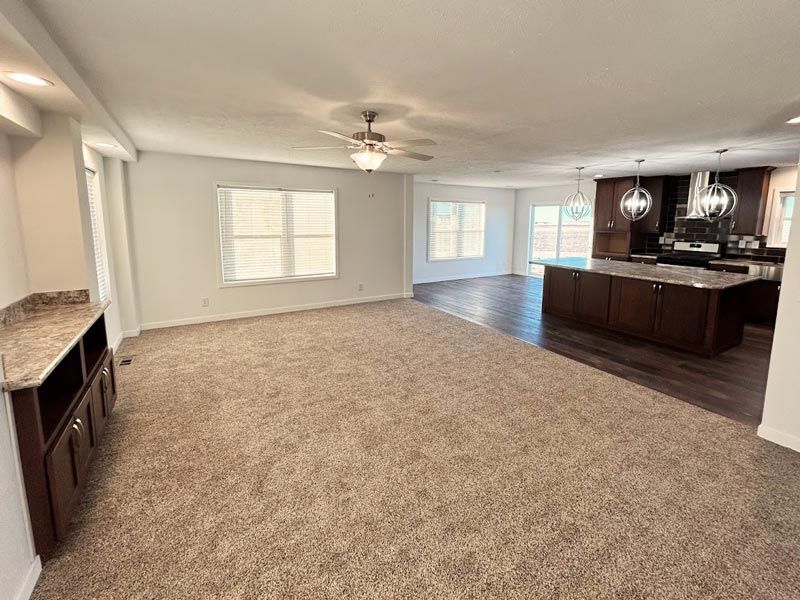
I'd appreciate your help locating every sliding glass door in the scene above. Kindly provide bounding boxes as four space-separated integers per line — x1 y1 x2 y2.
528 205 592 276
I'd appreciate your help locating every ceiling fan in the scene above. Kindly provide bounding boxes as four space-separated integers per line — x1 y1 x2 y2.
293 110 435 173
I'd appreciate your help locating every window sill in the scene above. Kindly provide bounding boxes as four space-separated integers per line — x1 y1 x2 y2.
219 274 339 288
427 256 485 263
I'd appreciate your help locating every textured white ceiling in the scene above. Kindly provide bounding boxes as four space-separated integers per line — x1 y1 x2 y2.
24 0 800 187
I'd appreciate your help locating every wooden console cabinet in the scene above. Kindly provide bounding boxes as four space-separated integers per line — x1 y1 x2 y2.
11 314 117 557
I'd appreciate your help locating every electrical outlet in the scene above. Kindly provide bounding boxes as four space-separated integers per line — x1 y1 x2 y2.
200 297 209 307
357 283 364 291
739 240 747 248
748 240 760 249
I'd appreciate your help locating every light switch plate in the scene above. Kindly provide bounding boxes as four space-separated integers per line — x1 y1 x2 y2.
738 240 747 248
748 240 760 249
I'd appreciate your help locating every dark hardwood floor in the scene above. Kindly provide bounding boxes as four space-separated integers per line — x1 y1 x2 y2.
413 274 773 427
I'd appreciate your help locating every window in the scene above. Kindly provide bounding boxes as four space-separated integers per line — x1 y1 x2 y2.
85 168 110 301
527 205 592 276
767 191 794 248
217 185 337 284
427 200 485 261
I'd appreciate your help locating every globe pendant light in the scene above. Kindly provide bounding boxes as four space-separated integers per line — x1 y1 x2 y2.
619 159 652 221
563 167 592 221
698 149 737 222
351 145 387 173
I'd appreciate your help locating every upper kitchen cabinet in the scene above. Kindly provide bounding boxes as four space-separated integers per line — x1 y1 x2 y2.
594 177 635 232
730 167 774 235
638 176 666 233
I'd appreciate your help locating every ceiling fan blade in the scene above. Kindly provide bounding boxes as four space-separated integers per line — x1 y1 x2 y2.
319 130 360 144
384 138 436 148
387 148 434 161
292 145 350 150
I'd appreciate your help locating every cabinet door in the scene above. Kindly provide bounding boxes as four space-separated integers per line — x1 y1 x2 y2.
609 277 658 336
574 272 611 324
594 180 614 231
653 284 709 347
611 177 635 231
746 280 781 324
90 368 108 443
731 167 771 235
639 176 665 233
545 267 577 317
46 388 94 539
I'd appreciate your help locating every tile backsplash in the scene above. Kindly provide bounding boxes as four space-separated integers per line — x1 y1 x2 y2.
640 174 786 262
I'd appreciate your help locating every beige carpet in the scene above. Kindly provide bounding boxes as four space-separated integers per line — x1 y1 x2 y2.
32 300 800 599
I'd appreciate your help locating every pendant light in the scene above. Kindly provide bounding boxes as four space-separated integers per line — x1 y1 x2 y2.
619 159 652 221
563 167 592 221
351 145 387 173
697 149 737 222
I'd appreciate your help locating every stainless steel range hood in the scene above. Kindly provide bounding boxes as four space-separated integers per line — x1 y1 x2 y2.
680 171 710 219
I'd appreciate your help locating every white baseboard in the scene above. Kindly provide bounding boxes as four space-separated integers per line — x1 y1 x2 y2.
111 331 124 353
140 293 409 331
122 326 141 338
14 556 41 600
413 270 510 285
403 291 414 298
757 424 800 453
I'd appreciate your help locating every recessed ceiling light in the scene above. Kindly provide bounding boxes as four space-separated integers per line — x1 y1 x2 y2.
93 142 119 149
4 72 54 87
786 115 800 124
593 174 604 178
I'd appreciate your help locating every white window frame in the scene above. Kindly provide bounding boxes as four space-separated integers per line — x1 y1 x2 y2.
426 198 486 262
214 183 340 288
85 167 111 301
527 204 593 274
765 189 795 248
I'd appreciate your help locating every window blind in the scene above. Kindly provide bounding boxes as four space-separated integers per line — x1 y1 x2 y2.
428 200 486 261
217 186 337 284
85 168 110 301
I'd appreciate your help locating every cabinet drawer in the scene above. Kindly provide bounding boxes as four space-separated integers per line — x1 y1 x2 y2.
46 388 94 540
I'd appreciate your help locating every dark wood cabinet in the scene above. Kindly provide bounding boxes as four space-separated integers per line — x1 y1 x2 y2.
610 177 634 232
594 179 614 232
543 266 577 318
653 284 709 347
731 167 773 235
546 267 748 356
574 272 611 324
609 277 658 337
46 387 95 539
639 176 666 233
745 279 781 324
11 314 117 558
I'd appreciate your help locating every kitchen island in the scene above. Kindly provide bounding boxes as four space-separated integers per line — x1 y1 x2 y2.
532 258 760 356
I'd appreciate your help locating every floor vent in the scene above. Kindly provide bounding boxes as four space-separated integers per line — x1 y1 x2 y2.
118 357 134 366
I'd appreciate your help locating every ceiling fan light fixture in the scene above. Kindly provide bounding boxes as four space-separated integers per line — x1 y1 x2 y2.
351 146 387 173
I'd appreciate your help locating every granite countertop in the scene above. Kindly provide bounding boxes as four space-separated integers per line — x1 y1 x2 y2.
0 301 109 391
709 258 781 267
530 258 761 290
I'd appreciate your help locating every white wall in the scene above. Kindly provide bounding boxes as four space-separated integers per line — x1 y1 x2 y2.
11 113 96 296
0 133 40 600
512 182 597 275
759 162 800 452
104 158 141 339
413 182 515 284
83 146 123 350
126 152 413 328
0 134 29 307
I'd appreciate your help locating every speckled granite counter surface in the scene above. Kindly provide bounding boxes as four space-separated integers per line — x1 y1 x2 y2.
0 301 109 391
530 258 760 289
